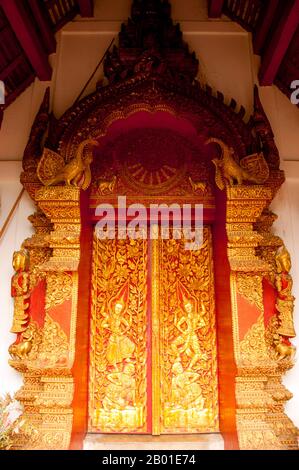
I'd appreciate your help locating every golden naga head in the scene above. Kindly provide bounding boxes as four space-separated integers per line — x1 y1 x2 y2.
12 249 29 272
276 246 291 274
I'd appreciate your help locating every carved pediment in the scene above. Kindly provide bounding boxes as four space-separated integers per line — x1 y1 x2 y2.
104 0 198 84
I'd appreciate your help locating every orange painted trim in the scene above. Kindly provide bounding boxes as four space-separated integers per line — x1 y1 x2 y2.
212 188 239 450
70 189 93 450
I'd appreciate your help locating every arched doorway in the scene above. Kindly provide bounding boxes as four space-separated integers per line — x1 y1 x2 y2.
87 111 219 435
12 0 297 451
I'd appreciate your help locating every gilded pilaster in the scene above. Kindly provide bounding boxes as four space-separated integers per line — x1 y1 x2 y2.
36 187 81 272
226 184 298 449
10 186 81 449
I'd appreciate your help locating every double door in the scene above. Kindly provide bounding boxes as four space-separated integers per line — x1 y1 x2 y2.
88 227 219 434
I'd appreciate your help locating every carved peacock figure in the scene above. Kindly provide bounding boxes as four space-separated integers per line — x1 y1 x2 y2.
37 139 98 190
206 137 269 190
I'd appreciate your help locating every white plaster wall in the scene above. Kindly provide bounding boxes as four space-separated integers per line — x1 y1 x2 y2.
0 162 35 395
0 0 298 427
271 162 299 427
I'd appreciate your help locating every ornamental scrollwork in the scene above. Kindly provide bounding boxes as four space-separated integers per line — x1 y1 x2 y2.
45 273 73 310
236 273 263 312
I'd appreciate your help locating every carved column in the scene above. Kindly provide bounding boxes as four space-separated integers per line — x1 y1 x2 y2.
36 186 81 272
33 186 80 449
227 185 298 449
11 187 81 449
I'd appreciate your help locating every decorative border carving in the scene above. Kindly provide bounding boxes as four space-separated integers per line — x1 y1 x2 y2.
10 0 297 451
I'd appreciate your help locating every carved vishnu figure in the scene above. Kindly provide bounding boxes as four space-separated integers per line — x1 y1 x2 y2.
101 295 135 370
171 295 206 370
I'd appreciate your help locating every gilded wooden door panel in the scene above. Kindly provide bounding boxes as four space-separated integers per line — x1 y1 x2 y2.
89 227 219 434
89 234 148 433
151 227 219 434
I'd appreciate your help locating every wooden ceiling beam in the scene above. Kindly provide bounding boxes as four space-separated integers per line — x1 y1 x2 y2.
78 0 94 18
259 0 299 86
0 0 52 81
253 0 280 54
208 0 225 18
28 0 56 54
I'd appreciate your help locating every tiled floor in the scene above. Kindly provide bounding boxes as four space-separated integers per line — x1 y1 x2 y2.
84 433 224 450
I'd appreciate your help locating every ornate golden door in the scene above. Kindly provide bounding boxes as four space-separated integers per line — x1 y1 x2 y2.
88 227 219 434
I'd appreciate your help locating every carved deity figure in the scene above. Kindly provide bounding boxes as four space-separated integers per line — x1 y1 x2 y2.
102 299 135 369
170 359 204 410
275 247 296 339
102 363 136 411
171 297 206 370
10 250 30 335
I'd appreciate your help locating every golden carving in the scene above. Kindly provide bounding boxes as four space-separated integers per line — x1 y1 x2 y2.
228 177 298 450
45 273 73 310
236 273 263 312
273 335 296 361
9 329 33 360
8 321 42 363
235 371 299 450
159 228 219 433
275 246 296 338
227 186 272 200
169 359 204 409
226 185 272 273
10 53 297 450
36 187 81 272
39 314 69 367
206 138 269 189
37 139 98 189
206 138 269 190
170 296 207 370
98 175 117 195
151 235 161 435
102 297 135 369
36 186 81 202
10 250 30 335
188 177 207 194
89 235 147 433
239 314 270 363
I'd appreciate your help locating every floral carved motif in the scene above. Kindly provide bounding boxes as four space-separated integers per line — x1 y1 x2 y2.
45 273 73 310
236 274 263 312
239 314 270 364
